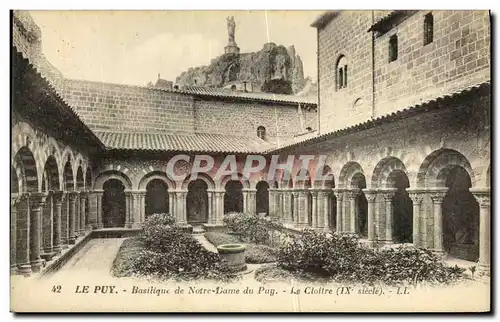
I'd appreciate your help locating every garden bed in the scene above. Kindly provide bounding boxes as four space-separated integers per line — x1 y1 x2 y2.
110 213 236 282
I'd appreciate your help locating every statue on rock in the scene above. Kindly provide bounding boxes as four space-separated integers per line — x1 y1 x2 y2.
227 16 236 44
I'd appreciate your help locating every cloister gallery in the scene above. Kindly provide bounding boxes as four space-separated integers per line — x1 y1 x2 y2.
11 10 490 277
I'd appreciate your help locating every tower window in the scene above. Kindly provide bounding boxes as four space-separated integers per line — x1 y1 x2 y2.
424 13 434 46
336 55 348 90
389 35 398 62
257 126 266 140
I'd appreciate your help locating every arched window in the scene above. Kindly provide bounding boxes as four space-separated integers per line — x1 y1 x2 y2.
424 13 434 45
257 126 266 140
336 55 348 90
389 35 398 62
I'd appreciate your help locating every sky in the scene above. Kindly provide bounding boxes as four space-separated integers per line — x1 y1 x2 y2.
29 10 322 86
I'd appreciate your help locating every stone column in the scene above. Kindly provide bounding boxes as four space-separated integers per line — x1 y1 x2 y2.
75 193 80 235
214 189 225 225
60 193 69 247
380 189 396 244
138 190 146 225
68 192 78 244
407 190 424 247
131 192 141 228
333 189 343 232
175 190 188 224
167 190 176 218
291 190 299 225
79 191 87 235
40 192 53 261
30 193 47 272
52 191 65 255
279 189 291 224
16 193 31 275
363 189 377 243
316 190 330 230
124 190 133 228
310 189 319 228
344 190 359 233
207 189 214 224
429 188 448 254
95 190 104 229
11 194 20 274
269 188 276 218
471 188 490 274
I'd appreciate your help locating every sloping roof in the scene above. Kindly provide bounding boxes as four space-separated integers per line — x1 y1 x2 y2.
311 11 339 29
12 47 105 151
267 81 491 154
175 85 317 106
95 131 276 154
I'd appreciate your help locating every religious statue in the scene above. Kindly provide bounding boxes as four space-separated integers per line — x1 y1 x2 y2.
227 16 236 44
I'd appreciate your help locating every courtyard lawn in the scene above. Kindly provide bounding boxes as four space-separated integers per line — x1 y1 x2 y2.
204 231 278 264
111 237 144 278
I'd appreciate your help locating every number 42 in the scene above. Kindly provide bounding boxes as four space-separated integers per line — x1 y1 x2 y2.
51 285 62 293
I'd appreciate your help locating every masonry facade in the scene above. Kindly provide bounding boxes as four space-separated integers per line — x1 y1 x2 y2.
11 10 491 277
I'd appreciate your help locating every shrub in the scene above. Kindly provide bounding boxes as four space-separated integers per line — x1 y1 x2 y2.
112 213 235 281
277 229 465 285
246 245 278 264
223 212 287 246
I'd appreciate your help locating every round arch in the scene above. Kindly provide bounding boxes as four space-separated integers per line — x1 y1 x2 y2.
339 161 364 189
181 173 215 190
138 171 176 190
417 148 475 188
43 155 61 191
63 160 74 191
76 166 85 191
371 156 409 189
13 147 39 193
314 165 335 188
219 173 250 189
94 170 133 190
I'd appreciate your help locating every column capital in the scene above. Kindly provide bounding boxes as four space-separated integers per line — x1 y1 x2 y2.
318 189 331 197
52 191 66 203
11 193 21 206
332 188 344 199
379 188 397 201
406 189 426 204
362 188 377 202
29 192 48 207
345 189 360 200
428 188 448 203
309 189 319 197
470 188 490 207
68 191 79 201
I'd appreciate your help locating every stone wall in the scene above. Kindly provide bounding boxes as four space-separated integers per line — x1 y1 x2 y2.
60 79 196 134
193 99 317 144
317 10 490 133
373 10 490 116
317 11 374 133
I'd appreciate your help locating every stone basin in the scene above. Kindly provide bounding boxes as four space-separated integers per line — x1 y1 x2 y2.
217 244 247 272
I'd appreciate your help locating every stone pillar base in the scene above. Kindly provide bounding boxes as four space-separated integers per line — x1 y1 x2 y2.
96 223 104 229
52 245 62 256
30 259 43 272
41 252 55 261
17 264 32 276
68 237 76 245
202 223 224 232
10 265 18 275
178 224 193 234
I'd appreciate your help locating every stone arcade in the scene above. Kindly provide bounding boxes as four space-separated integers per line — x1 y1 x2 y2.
11 11 490 277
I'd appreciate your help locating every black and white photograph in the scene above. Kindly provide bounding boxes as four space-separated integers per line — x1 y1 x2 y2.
9 8 491 312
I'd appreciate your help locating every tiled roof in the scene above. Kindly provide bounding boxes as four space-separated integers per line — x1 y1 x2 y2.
310 11 339 29
95 131 277 154
12 47 105 151
175 85 317 106
267 81 491 154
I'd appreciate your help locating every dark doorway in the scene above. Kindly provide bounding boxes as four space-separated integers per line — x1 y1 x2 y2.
353 173 368 237
102 179 126 228
224 180 243 213
442 166 479 261
390 171 413 243
256 181 269 216
186 179 209 224
145 179 169 217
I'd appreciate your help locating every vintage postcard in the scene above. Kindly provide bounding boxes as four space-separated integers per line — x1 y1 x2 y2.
10 9 491 312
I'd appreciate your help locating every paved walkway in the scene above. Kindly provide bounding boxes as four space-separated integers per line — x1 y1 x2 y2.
50 238 124 279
